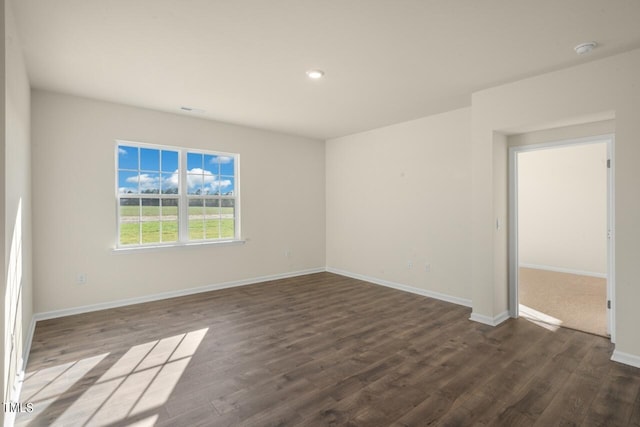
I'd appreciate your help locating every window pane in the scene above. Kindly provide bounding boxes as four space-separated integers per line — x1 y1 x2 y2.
161 199 178 218
187 152 203 171
161 173 179 194
218 199 235 239
140 198 161 244
221 217 235 239
218 176 235 195
204 154 219 175
140 148 160 171
204 198 220 217
205 221 220 239
119 198 140 245
118 145 138 170
139 172 160 194
220 198 235 210
141 222 160 244
187 174 203 195
161 199 179 243
141 198 160 220
161 221 178 243
221 200 235 239
120 222 140 245
188 198 204 240
197 199 235 240
119 198 140 220
204 199 220 239
118 171 139 194
219 156 235 176
161 150 179 172
204 175 219 195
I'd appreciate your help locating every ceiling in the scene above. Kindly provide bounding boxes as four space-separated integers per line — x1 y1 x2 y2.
11 1 640 140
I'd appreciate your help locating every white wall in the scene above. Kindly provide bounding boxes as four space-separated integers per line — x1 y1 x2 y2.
326 107 472 302
471 48 640 359
31 91 325 314
517 142 608 276
3 0 32 417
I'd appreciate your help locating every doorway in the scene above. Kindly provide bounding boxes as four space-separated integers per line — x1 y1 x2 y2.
509 135 614 340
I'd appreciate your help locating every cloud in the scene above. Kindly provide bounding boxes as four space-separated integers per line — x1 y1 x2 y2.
166 169 179 188
126 173 160 191
208 156 233 164
186 168 214 189
186 168 233 194
214 179 232 189
118 147 128 155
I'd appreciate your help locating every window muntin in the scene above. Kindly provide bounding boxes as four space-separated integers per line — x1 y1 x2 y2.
116 141 239 247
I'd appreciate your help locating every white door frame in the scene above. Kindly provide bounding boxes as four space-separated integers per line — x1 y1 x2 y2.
508 134 615 342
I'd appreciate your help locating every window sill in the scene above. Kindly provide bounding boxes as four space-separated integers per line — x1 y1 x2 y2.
111 239 246 254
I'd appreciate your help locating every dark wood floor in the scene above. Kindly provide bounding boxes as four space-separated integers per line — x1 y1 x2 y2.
17 272 640 426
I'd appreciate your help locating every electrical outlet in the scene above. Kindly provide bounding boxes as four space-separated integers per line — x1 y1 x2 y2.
284 249 291 258
76 273 87 285
425 264 431 272
407 261 413 269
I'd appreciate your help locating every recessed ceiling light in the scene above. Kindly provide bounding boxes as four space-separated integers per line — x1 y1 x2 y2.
574 41 597 55
306 69 325 79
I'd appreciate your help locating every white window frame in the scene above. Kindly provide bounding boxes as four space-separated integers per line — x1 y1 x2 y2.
114 140 241 249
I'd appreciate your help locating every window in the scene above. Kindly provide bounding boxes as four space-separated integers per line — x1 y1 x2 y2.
116 141 239 247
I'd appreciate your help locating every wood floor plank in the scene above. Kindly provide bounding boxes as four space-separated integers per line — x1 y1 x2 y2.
630 387 640 427
497 332 599 420
583 369 640 426
15 272 640 426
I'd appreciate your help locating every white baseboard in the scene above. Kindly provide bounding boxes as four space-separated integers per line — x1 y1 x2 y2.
34 267 326 321
469 311 511 327
519 263 607 279
326 267 472 308
611 350 640 369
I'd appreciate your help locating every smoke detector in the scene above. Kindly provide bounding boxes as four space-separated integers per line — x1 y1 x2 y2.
574 42 597 55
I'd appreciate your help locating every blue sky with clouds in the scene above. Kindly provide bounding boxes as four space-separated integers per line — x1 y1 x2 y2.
118 145 235 195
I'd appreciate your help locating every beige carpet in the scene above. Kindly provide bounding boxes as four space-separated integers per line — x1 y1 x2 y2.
518 267 608 337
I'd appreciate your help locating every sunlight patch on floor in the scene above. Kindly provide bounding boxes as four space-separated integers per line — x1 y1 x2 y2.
519 304 563 332
24 353 110 404
18 327 208 426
